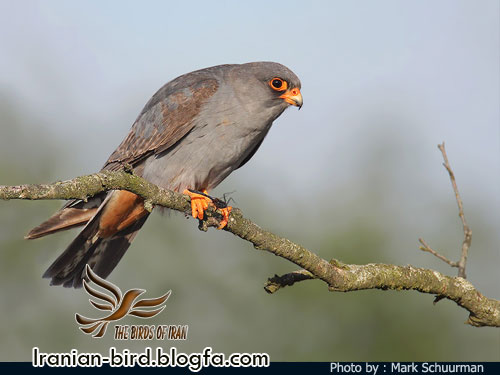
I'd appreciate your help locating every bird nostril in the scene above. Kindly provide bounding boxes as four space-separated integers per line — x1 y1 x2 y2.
291 88 299 95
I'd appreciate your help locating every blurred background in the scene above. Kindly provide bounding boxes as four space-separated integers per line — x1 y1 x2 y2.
0 0 499 362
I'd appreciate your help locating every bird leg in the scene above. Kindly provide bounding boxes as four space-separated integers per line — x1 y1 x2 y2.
183 189 210 220
183 189 232 229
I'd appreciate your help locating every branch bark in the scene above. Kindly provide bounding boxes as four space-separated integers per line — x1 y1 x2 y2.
1 170 499 327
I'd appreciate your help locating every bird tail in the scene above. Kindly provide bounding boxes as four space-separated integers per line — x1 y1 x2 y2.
32 190 149 288
25 195 105 239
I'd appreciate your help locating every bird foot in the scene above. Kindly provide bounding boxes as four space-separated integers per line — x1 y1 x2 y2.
183 189 232 229
183 189 211 220
216 206 232 229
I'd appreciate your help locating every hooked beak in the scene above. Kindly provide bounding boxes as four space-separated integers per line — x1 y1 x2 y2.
279 87 303 109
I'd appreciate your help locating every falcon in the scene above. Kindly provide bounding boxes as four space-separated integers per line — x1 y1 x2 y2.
26 62 303 288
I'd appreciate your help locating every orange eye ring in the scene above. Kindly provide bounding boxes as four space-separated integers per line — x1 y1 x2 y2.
269 77 288 91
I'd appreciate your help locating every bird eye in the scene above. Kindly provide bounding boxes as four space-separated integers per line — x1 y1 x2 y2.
269 77 288 91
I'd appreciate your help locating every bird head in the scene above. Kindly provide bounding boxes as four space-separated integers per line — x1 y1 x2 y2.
228 62 303 113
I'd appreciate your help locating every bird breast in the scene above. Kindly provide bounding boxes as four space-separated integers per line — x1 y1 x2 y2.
141 90 276 193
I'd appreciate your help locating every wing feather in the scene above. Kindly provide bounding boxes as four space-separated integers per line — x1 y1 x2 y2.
103 77 218 171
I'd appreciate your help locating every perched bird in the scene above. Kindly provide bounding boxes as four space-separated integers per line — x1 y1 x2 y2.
26 62 303 288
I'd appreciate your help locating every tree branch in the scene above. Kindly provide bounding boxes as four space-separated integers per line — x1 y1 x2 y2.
1 169 498 327
438 142 472 278
265 270 315 294
417 143 472 279
418 238 458 268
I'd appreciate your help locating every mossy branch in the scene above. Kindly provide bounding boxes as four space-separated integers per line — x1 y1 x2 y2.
1 169 498 327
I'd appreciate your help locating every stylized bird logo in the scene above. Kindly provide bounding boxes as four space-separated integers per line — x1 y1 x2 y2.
75 265 170 338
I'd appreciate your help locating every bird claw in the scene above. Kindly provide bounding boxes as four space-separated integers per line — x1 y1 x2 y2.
183 189 211 220
183 189 232 229
217 206 232 229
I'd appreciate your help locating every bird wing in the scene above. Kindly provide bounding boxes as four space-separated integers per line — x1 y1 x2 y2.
103 77 219 171
27 75 219 239
27 71 220 240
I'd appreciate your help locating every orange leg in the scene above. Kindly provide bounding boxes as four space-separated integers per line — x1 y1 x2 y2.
216 206 232 230
183 189 232 229
183 189 211 220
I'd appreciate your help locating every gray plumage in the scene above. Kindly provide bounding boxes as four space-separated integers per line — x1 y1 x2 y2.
27 62 302 287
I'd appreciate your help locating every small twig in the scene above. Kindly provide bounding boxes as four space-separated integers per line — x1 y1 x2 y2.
417 237 459 302
418 238 458 268
438 142 472 278
418 144 472 279
264 270 315 294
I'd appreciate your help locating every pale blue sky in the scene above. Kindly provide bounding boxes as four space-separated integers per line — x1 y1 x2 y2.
0 0 498 222
0 0 499 361
1 1 498 192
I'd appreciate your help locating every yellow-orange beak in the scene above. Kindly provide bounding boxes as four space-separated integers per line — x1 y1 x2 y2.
279 87 303 109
